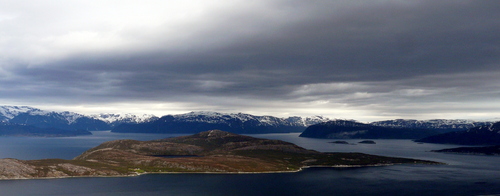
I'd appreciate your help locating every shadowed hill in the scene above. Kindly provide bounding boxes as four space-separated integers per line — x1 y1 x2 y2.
300 120 441 139
416 122 500 145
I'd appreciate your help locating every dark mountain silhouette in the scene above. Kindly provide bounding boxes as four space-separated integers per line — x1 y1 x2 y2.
299 120 441 139
415 122 500 145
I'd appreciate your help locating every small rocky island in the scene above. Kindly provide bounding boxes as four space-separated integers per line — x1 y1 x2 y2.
0 130 440 180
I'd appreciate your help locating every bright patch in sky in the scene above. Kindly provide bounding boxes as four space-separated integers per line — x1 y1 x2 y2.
0 0 499 122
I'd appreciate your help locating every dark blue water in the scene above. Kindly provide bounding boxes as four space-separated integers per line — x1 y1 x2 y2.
1 132 500 196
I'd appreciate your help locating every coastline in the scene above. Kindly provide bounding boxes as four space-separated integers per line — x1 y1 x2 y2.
0 161 445 181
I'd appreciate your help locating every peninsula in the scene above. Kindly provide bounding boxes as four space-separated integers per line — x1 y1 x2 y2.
0 130 440 180
431 145 500 156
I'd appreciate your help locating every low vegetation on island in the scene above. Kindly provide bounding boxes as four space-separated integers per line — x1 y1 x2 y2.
0 130 440 180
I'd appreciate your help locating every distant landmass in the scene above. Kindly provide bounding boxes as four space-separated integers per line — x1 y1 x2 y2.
1 106 331 135
111 111 330 134
0 123 91 137
0 106 158 131
370 119 492 132
359 140 376 144
415 122 500 145
0 130 440 180
0 105 495 136
431 145 500 156
299 120 443 139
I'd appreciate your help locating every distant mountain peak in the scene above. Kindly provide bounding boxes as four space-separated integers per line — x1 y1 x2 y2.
0 106 43 121
90 113 158 124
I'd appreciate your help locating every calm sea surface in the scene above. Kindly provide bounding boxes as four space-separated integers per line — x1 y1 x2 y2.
0 131 499 196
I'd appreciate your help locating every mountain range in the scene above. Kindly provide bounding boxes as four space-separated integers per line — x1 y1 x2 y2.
370 119 492 132
299 120 446 139
415 122 500 145
0 105 496 137
0 106 332 135
0 106 158 131
110 111 330 134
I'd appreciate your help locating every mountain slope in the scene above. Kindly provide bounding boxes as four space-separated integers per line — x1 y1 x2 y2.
90 113 159 127
9 112 110 131
0 106 42 122
111 112 331 134
299 120 442 139
415 122 500 145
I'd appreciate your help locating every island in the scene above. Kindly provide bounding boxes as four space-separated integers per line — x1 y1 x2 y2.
431 145 500 156
0 130 440 180
329 141 350 144
359 140 376 144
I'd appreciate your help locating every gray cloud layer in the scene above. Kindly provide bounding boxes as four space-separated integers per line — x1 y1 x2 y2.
1 0 499 121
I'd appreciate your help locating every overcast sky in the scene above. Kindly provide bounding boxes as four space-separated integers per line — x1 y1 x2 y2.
1 0 499 122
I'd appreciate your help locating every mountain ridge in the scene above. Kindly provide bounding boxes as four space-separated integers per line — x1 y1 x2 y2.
299 120 447 139
415 122 500 145
1 105 496 136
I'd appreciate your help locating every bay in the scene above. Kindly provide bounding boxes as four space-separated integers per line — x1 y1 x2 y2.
0 131 499 196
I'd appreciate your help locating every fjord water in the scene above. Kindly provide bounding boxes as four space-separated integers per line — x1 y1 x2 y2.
1 132 499 196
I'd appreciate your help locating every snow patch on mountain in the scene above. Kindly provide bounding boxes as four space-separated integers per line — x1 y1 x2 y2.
58 111 86 124
0 106 42 121
171 111 331 127
91 113 158 124
370 119 493 130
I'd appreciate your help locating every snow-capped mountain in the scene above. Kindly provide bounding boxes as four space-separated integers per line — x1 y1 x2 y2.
370 119 493 131
91 113 159 126
285 115 332 127
0 106 94 136
0 105 86 125
0 106 161 131
111 111 332 134
1 106 332 133
2 105 497 135
8 110 109 131
170 111 330 127
0 106 44 122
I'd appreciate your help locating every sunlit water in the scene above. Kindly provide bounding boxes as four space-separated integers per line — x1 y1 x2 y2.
0 131 499 196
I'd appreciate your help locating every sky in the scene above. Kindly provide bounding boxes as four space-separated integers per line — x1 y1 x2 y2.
1 0 499 122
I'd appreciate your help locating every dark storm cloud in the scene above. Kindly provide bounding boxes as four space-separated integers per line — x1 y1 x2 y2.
1 0 500 119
